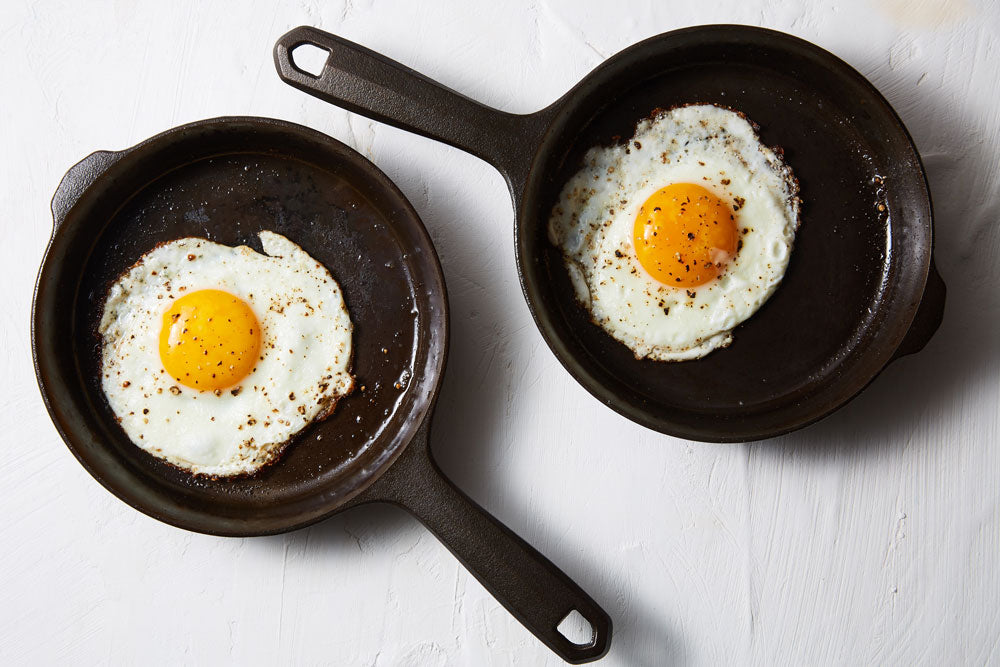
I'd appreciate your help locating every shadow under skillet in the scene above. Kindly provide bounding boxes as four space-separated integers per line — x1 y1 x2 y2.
761 57 997 455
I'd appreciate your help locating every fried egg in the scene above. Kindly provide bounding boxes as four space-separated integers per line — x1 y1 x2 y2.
548 104 801 360
99 231 354 476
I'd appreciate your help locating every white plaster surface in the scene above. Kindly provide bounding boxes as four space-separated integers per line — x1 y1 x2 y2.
2 1 999 665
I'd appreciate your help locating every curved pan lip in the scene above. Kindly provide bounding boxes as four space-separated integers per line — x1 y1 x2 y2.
270 24 942 443
32 116 450 537
516 25 935 443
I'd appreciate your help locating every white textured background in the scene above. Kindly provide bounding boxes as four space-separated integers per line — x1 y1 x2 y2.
2 1 998 665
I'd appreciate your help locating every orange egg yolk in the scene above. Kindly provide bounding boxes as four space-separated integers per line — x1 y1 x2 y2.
159 289 261 391
632 183 739 288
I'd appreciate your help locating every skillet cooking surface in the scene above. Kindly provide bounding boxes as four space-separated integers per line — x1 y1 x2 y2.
273 25 941 442
524 30 934 439
54 119 440 532
38 118 613 661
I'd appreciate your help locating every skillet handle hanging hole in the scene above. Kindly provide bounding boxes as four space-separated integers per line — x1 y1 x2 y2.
557 609 597 647
273 26 548 185
891 258 946 361
360 429 612 663
51 150 121 229
287 42 330 78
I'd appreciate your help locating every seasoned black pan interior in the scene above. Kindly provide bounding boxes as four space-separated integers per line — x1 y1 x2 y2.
37 118 614 661
520 28 934 440
273 25 941 443
38 118 446 534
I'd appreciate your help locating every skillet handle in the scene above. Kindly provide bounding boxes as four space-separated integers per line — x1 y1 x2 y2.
350 426 612 664
273 26 549 188
891 258 946 361
51 150 122 228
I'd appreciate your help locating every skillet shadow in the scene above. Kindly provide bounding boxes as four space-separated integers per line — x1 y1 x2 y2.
252 145 656 660
247 53 990 664
420 177 682 665
754 58 998 459
388 164 680 658
272 51 998 663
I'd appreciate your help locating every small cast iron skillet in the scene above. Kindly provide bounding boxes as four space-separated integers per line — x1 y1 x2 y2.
274 24 946 442
32 118 610 663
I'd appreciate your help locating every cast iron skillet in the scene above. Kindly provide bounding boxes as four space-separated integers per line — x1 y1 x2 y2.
274 24 946 442
32 117 610 663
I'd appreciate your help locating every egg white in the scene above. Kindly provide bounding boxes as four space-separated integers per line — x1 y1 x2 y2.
99 231 354 476
548 105 800 361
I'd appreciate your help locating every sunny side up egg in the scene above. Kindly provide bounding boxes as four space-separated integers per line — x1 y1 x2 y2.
99 231 354 477
548 104 801 361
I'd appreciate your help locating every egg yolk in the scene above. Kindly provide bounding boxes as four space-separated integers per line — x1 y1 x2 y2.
159 289 261 391
632 183 739 288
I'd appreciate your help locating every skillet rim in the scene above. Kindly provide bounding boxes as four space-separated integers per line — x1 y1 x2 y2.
32 115 450 536
515 24 934 443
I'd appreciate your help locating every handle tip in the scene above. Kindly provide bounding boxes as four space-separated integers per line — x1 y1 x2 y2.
273 26 335 84
554 607 613 663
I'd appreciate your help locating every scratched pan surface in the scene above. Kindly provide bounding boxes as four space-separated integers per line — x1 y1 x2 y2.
274 25 946 442
32 117 611 663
